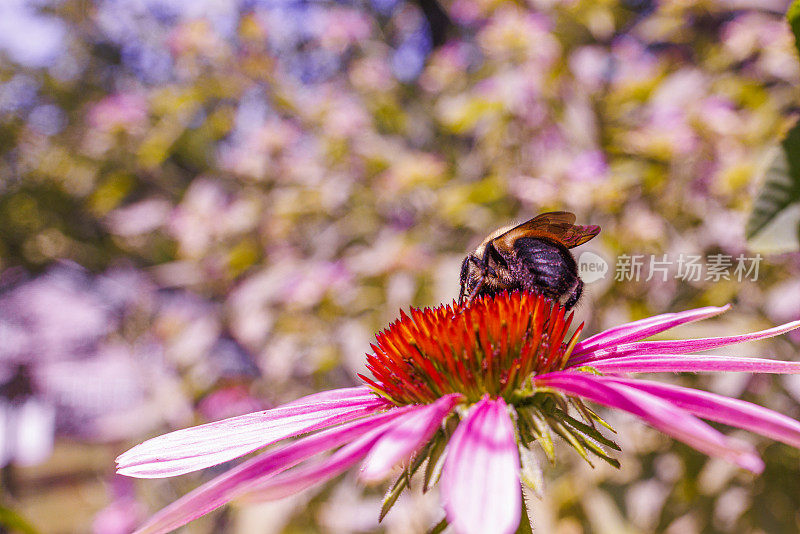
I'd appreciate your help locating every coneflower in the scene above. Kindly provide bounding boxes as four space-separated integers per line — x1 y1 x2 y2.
117 291 800 534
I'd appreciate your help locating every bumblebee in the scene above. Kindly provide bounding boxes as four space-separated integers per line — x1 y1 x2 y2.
458 212 600 309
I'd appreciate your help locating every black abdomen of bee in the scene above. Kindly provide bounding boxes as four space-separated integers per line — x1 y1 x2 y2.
512 237 582 308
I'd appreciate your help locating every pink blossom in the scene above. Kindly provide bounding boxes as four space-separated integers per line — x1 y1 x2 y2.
118 293 800 533
88 94 148 133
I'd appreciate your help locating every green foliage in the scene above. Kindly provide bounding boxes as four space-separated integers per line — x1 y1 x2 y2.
0 505 39 534
788 0 800 54
745 3 800 250
427 517 448 534
745 123 800 247
515 394 621 471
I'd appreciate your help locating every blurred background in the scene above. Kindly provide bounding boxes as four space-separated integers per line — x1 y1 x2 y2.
2 0 800 532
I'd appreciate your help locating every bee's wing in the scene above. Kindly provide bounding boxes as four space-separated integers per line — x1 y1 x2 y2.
495 212 600 250
555 223 601 248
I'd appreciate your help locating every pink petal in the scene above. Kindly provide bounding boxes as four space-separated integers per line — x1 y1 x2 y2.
239 401 452 502
237 427 392 503
604 377 800 449
572 305 730 359
440 396 521 534
587 354 800 374
283 386 377 406
576 320 800 364
536 372 763 473
117 387 387 478
131 407 414 534
360 393 461 482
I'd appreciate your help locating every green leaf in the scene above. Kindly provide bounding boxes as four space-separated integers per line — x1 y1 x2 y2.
423 431 448 493
746 122 800 250
409 437 435 476
0 505 39 534
574 435 621 469
549 420 592 466
521 409 555 464
788 0 800 55
553 408 621 451
550 417 621 469
380 474 410 522
570 399 616 433
747 1 800 249
428 517 449 534
515 407 537 446
380 437 435 522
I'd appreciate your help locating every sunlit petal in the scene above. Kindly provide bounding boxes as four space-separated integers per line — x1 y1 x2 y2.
589 354 800 374
440 396 521 534
577 320 800 363
605 377 800 449
117 387 387 478
131 407 412 534
571 305 730 360
360 393 461 482
537 372 764 472
238 400 458 502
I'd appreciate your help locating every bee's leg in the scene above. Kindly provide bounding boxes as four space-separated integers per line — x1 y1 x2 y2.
466 275 485 303
563 279 583 310
458 257 470 305
460 255 490 305
480 244 499 279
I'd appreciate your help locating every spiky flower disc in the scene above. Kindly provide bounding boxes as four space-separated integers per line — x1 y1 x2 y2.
359 291 583 405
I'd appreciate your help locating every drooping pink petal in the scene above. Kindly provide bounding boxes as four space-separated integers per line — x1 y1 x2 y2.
238 400 455 502
117 387 388 478
237 426 391 503
572 305 730 359
604 377 800 449
130 407 414 534
587 354 800 375
360 393 461 482
574 320 800 364
536 372 764 472
440 396 521 534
